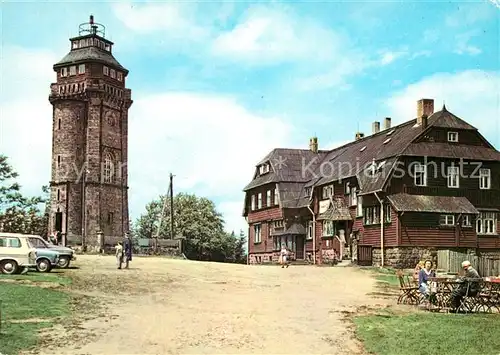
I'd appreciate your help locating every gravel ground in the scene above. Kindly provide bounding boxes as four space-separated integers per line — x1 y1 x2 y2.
34 255 391 355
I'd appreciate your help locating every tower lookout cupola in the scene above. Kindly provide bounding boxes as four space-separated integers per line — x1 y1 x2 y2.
48 16 131 250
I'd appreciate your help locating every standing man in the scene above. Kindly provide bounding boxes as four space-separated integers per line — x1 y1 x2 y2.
123 233 133 269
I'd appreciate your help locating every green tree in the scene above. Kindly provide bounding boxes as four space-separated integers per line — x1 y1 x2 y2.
0 155 48 235
134 193 241 262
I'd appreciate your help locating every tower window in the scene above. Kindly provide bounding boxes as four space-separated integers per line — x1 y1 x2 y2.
72 41 79 49
105 43 111 51
103 153 114 183
110 69 116 79
103 66 109 76
57 118 61 129
57 155 61 167
117 72 123 82
57 189 60 201
61 68 68 77
78 64 85 74
107 212 114 224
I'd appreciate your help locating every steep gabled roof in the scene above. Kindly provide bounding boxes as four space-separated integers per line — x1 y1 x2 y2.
243 106 499 207
243 148 327 191
427 105 477 130
309 118 422 195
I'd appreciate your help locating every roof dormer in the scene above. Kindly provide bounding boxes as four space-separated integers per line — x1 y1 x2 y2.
259 163 270 175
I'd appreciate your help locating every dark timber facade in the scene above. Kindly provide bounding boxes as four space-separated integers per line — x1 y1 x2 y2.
243 99 500 267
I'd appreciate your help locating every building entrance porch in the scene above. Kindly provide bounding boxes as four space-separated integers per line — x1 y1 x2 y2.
273 234 305 260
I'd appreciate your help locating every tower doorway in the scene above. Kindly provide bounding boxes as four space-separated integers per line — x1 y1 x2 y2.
55 212 63 232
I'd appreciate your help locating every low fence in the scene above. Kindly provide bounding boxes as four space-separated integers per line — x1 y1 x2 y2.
437 250 500 277
91 235 182 256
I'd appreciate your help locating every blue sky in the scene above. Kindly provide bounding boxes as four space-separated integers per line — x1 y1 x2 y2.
1 0 499 234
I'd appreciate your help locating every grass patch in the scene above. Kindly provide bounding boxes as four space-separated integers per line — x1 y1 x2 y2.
0 279 71 354
375 274 400 286
355 312 500 355
0 271 71 285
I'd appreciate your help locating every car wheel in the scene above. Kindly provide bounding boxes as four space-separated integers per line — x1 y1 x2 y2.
57 256 70 268
36 258 52 273
0 260 19 274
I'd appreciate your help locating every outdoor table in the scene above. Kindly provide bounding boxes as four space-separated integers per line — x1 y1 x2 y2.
427 279 461 312
425 278 500 313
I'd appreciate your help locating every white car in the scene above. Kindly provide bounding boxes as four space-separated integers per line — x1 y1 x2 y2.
0 233 38 274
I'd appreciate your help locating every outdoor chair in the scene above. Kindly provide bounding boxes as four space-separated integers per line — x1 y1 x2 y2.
458 278 483 314
396 270 419 305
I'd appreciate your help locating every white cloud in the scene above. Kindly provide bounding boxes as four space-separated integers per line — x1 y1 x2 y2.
0 46 58 196
454 30 482 56
111 2 209 41
127 92 294 233
211 5 344 65
0 46 295 234
386 70 500 148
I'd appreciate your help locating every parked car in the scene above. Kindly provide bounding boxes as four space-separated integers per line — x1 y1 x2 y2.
31 237 76 268
0 233 37 274
23 236 61 272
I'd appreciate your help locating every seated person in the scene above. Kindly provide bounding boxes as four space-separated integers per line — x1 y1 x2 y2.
413 260 425 281
450 260 481 312
418 260 436 298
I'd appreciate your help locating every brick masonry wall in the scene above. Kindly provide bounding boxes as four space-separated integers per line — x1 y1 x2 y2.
49 76 131 247
372 246 436 268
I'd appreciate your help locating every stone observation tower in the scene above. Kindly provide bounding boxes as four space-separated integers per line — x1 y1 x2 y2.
48 15 132 249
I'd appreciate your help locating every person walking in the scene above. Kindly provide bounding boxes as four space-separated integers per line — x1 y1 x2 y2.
280 245 289 268
123 233 133 269
115 241 124 269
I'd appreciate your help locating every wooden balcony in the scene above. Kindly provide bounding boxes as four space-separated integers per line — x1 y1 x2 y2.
402 186 500 209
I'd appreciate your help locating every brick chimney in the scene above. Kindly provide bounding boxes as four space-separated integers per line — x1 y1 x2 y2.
372 121 380 134
417 99 434 126
421 115 428 129
355 132 365 141
309 137 318 153
384 117 391 130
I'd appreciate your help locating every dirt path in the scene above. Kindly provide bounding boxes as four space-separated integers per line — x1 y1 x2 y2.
37 256 391 355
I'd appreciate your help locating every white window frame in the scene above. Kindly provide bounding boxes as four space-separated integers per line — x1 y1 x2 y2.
274 188 279 205
61 67 68 77
306 221 313 240
350 188 358 206
103 66 109 76
266 190 271 207
356 196 363 217
364 206 380 225
384 204 391 223
103 154 114 183
110 69 116 79
117 72 123 81
69 66 76 76
78 64 85 74
323 220 334 236
462 215 472 227
440 214 455 226
254 224 262 243
274 220 284 228
322 185 334 199
479 169 491 190
257 193 262 209
251 195 255 211
414 163 427 187
447 131 458 142
476 212 497 235
447 166 459 188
